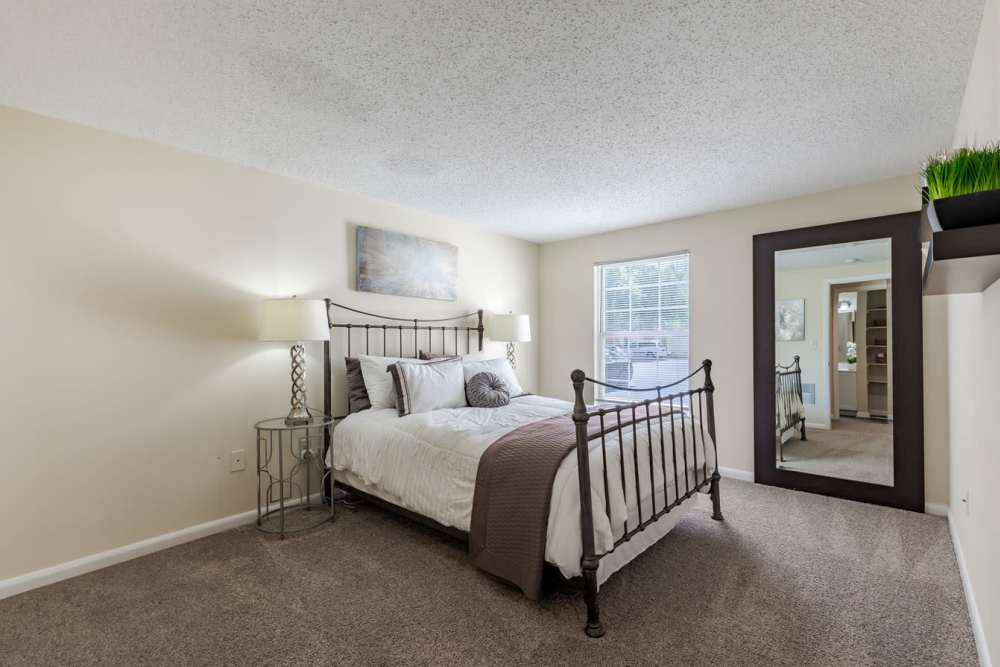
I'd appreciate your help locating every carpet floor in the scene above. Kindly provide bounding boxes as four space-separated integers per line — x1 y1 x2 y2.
779 417 894 486
0 480 976 666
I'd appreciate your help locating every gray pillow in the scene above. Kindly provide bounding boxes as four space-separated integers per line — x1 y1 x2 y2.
344 357 371 413
466 371 510 408
418 350 455 361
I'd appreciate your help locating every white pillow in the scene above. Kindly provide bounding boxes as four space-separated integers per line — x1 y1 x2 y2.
359 355 427 409
462 358 524 398
459 350 504 362
391 358 467 415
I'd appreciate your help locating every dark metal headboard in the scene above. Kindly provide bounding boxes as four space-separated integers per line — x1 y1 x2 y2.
322 300 484 423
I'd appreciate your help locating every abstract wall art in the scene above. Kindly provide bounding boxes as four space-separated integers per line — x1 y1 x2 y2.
356 226 458 301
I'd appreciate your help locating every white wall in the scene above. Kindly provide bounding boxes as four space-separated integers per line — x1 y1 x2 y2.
775 260 891 427
953 0 999 148
944 0 1000 662
539 176 950 506
0 107 540 581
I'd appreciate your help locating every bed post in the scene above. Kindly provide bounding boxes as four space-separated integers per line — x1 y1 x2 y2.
476 309 484 352
571 370 604 638
794 355 807 441
323 299 333 503
775 367 784 462
703 359 724 522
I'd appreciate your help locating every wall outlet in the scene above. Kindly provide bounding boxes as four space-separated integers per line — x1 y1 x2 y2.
230 449 246 472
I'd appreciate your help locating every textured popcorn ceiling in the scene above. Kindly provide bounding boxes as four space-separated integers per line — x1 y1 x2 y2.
0 1 985 242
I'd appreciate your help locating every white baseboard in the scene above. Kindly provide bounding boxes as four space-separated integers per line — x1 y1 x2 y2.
0 494 323 601
718 466 754 482
805 422 830 430
948 510 992 667
924 502 949 517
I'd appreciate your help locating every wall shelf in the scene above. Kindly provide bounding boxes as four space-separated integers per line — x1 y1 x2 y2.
922 200 1000 295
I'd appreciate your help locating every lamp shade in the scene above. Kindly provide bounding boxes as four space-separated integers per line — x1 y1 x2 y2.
491 313 531 343
259 298 330 342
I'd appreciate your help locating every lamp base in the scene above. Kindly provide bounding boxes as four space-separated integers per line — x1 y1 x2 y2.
505 342 517 369
284 406 313 427
285 342 312 426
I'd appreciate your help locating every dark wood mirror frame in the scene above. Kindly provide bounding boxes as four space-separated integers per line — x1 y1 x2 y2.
753 212 925 512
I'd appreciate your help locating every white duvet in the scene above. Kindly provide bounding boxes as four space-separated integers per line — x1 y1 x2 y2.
328 395 715 580
777 393 805 444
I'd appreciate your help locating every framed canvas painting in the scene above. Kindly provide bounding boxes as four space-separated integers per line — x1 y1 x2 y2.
356 226 458 301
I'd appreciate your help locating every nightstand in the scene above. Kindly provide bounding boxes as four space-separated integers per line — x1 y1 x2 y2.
254 415 335 538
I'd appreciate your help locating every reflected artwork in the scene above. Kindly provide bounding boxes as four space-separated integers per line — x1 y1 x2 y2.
775 299 805 341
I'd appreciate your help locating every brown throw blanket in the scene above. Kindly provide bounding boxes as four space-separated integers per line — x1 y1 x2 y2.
470 405 676 599
469 413 578 599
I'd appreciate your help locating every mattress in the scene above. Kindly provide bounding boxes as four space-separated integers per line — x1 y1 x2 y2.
327 395 714 582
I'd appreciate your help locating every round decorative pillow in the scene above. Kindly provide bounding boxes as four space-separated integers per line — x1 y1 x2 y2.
467 371 510 408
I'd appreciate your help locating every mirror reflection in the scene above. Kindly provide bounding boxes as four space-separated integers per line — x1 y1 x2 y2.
774 239 893 486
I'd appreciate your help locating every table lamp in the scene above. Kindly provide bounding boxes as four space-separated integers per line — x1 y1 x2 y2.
259 297 330 425
491 313 531 369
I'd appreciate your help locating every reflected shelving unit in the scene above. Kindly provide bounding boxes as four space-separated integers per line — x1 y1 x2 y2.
865 288 892 419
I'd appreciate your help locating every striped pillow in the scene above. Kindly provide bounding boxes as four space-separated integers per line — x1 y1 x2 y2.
388 358 467 416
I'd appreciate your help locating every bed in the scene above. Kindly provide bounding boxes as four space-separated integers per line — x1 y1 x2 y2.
776 355 807 461
321 301 723 638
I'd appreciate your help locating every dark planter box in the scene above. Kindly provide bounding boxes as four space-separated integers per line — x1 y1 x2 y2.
928 188 1000 231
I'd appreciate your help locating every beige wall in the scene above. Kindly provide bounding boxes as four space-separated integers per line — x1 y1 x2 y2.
539 176 951 505
944 0 1000 662
953 0 999 148
0 107 540 581
940 291 997 663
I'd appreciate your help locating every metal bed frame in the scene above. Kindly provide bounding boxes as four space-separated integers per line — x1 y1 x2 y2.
321 301 485 539
570 364 723 637
321 301 723 638
775 355 807 462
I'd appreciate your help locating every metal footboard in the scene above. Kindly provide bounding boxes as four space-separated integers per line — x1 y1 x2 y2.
570 359 722 638
776 355 807 461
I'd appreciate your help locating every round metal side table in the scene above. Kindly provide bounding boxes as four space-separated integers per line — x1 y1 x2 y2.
254 415 335 538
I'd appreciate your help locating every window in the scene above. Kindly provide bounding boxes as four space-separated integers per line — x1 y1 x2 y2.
596 253 690 401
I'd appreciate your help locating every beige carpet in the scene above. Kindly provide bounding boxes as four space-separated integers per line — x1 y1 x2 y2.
780 418 894 486
0 480 975 666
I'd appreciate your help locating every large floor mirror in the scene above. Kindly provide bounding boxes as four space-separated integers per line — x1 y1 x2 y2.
753 213 924 511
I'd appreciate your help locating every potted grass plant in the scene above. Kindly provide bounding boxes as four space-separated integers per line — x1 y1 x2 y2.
923 143 1000 230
